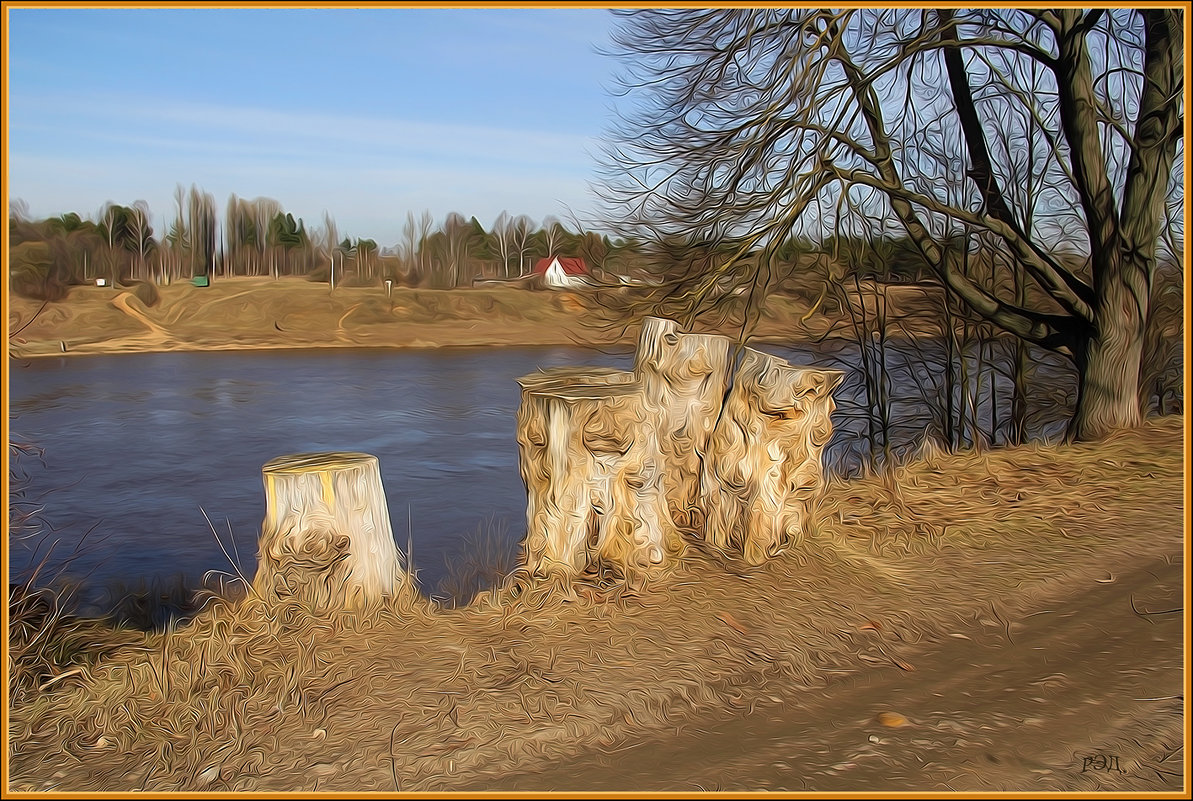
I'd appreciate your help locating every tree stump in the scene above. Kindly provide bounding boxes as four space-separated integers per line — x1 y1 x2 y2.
702 349 844 563
634 317 735 532
255 452 404 610
515 381 676 577
515 368 637 552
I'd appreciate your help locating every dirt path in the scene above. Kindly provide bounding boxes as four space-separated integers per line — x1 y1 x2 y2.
467 553 1186 792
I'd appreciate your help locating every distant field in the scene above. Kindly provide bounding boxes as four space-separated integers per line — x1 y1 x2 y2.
7 277 620 358
7 275 879 358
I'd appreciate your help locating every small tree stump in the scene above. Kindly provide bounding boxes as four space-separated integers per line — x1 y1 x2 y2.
255 452 404 610
634 317 734 531
515 381 676 577
702 349 843 563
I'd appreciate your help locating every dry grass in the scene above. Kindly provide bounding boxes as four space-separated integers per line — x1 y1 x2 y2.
7 417 1183 792
7 275 851 359
434 517 521 608
6 278 619 358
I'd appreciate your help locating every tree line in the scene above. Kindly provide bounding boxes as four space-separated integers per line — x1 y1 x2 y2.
8 188 653 300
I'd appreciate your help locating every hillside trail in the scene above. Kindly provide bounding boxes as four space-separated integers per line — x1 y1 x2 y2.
463 551 1186 793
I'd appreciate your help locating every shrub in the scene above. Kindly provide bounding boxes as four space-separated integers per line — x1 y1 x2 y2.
10 242 70 301
129 280 161 307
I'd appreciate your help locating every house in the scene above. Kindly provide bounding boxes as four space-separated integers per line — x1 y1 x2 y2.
531 256 591 289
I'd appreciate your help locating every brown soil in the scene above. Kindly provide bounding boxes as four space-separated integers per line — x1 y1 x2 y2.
6 418 1186 793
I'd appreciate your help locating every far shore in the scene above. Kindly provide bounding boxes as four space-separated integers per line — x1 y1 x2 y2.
6 275 934 361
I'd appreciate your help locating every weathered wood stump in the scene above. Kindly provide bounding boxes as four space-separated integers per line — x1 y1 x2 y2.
702 349 843 563
515 381 676 577
634 317 734 532
515 367 637 561
255 452 404 610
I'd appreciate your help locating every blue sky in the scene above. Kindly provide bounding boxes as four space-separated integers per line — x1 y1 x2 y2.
7 6 620 247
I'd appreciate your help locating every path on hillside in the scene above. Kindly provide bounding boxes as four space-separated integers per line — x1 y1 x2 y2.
463 553 1186 793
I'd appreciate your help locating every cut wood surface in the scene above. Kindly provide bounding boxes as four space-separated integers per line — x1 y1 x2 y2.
255 452 404 610
515 365 635 393
703 348 844 563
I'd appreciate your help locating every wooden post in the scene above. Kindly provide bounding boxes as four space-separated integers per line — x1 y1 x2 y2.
703 349 844 563
515 381 676 577
634 317 734 532
255 452 404 610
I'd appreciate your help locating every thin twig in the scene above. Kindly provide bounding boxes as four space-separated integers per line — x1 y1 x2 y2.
199 506 258 599
389 723 402 792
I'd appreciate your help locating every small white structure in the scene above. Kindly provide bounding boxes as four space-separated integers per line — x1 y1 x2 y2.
95 278 107 287
532 256 591 289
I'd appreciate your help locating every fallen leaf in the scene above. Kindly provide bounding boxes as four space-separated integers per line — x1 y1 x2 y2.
876 711 909 728
891 657 916 672
718 612 750 635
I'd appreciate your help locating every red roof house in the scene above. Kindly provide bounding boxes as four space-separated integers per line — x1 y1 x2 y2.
531 256 590 288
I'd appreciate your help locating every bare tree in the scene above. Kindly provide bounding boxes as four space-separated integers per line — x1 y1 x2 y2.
186 186 217 279
540 215 566 258
320 211 339 284
249 197 282 279
490 210 515 278
604 8 1184 441
400 212 420 284
128 200 154 281
510 214 535 276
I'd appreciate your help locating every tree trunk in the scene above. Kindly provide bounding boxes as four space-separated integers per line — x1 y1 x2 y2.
702 349 843 563
633 317 734 532
1070 296 1145 440
255 452 405 610
515 381 677 577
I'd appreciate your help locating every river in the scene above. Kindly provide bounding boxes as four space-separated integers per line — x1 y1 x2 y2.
8 341 1077 614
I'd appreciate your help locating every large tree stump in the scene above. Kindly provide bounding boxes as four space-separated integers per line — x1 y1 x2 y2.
255 452 404 610
702 349 843 563
515 368 637 550
515 381 676 577
634 317 734 532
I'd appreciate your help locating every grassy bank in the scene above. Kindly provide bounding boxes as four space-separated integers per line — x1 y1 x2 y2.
7 275 927 359
7 417 1183 792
